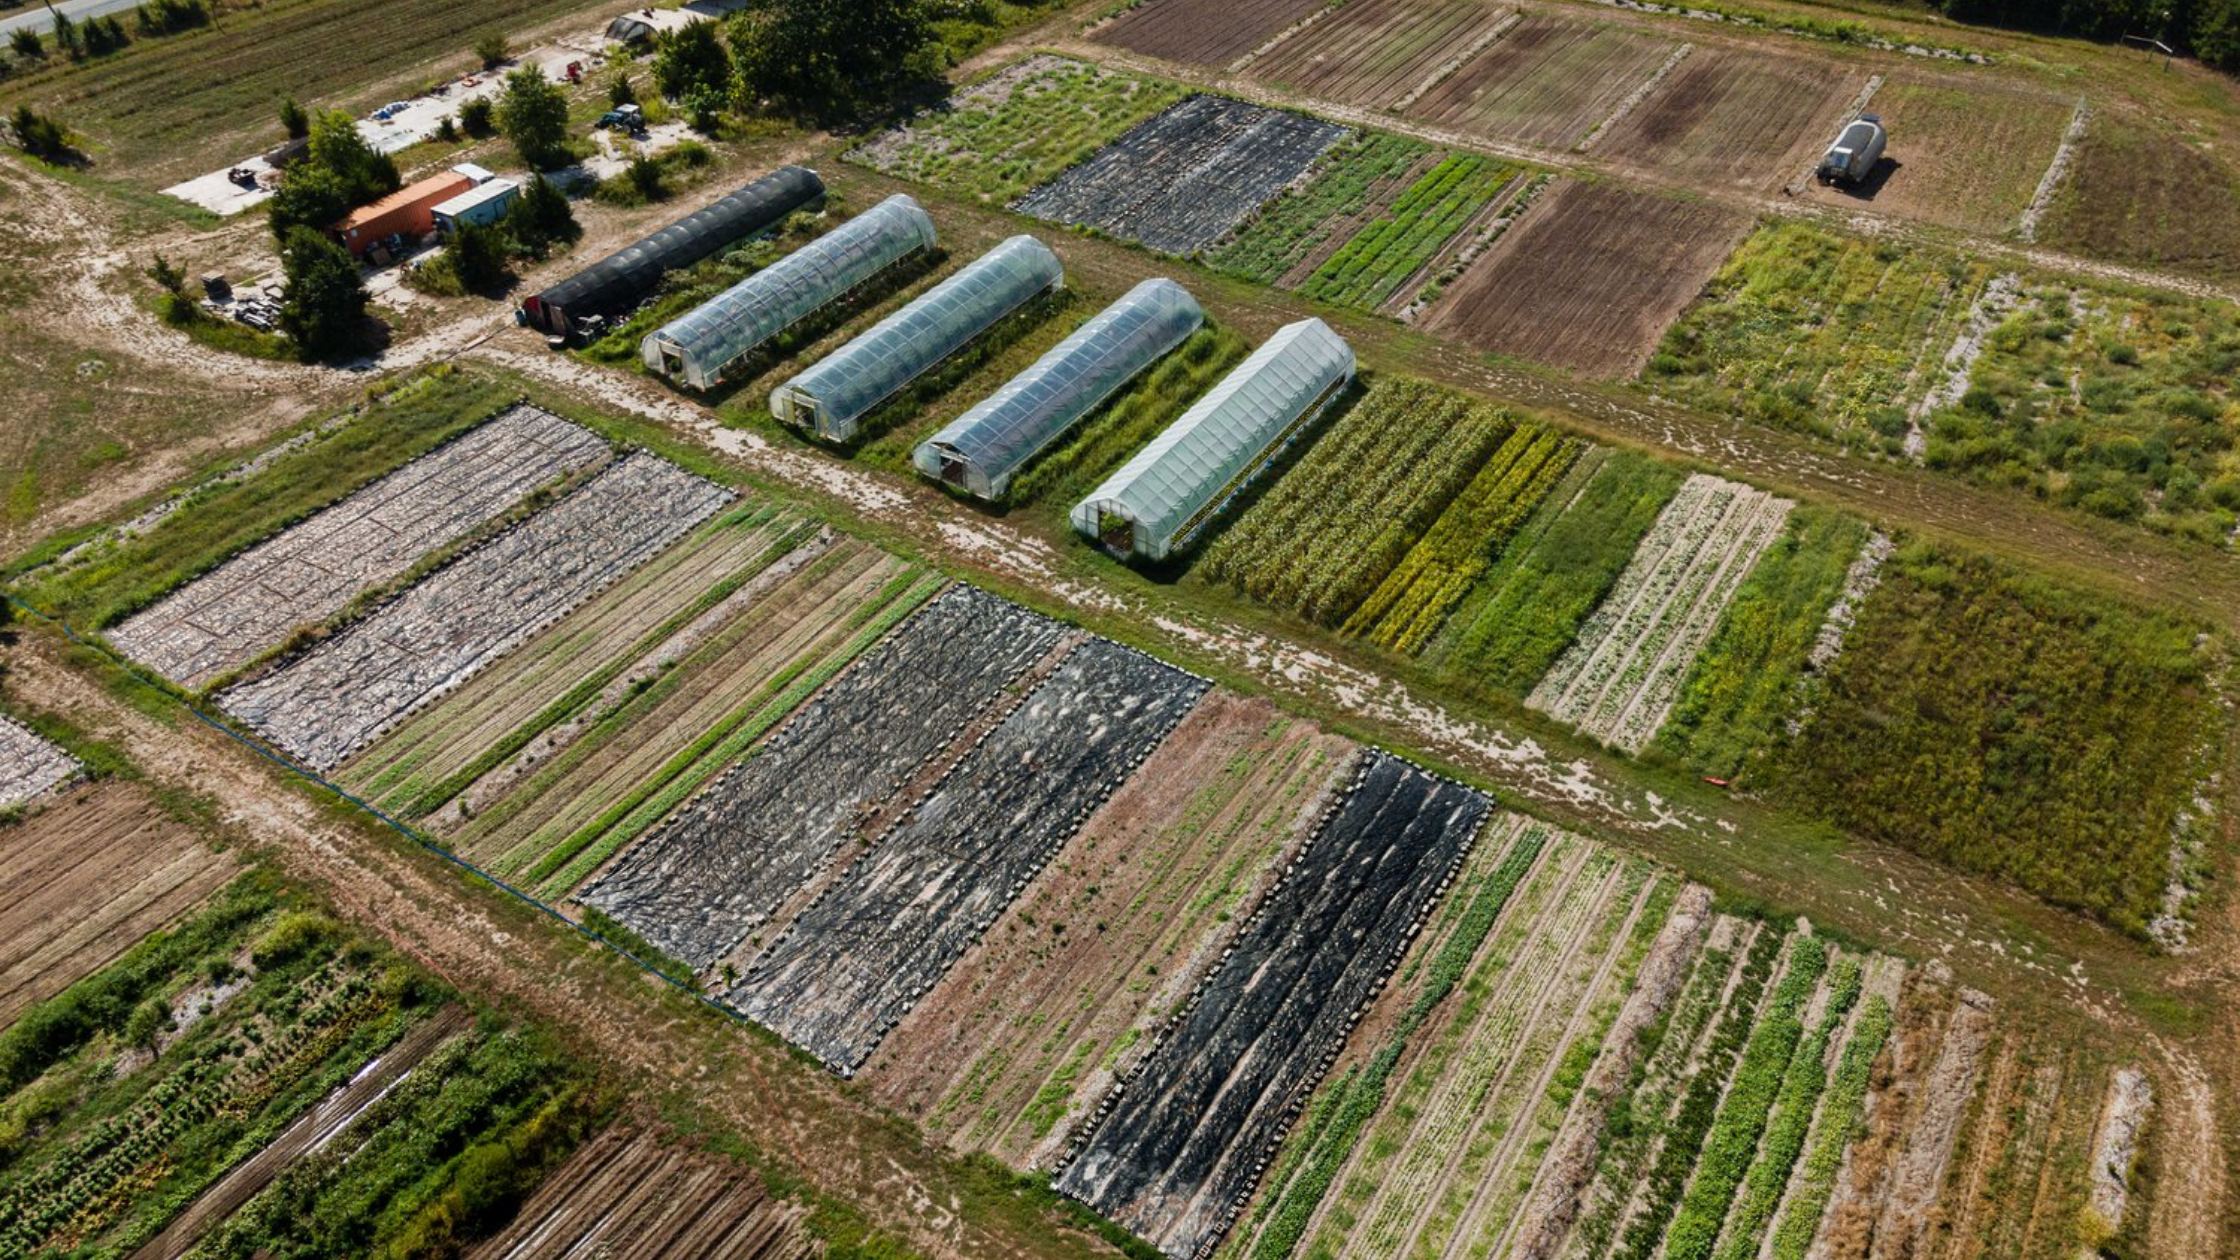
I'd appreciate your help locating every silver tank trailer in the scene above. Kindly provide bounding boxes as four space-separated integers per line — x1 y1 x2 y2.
1817 114 1887 186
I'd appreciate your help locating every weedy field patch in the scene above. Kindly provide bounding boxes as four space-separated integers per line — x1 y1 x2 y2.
1406 14 1680 151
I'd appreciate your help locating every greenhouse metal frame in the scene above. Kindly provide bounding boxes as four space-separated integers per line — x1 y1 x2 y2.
642 194 938 389
1070 318 1356 562
519 165 825 338
770 235 1066 443
912 278 1203 500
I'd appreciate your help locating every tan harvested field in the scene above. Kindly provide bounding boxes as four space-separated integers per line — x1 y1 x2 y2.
0 783 236 1024
1422 180 1750 377
470 1124 817 1260
1248 0 1516 110
1798 78 2077 233
1597 47 1867 191
2040 109 2240 282
1406 14 1680 151
858 694 1352 1168
1092 0 1332 66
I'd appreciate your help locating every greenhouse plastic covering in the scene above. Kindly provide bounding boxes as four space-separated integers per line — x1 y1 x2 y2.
912 278 1203 499
641 194 937 388
770 235 1065 443
521 165 823 334
1071 318 1355 561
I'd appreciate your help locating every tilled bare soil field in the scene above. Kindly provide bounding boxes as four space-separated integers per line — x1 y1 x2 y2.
1796 77 2076 234
470 1124 817 1260
1422 180 1749 378
860 694 1353 1167
110 405 610 690
1404 14 1680 151
219 453 733 770
0 714 80 809
1014 95 1351 255
1595 47 1867 191
726 638 1210 1074
0 783 235 1023
1092 0 1333 67
581 584 1069 970
1055 750 1491 1258
1248 0 1517 110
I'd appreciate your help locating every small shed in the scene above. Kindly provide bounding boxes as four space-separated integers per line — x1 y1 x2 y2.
332 171 475 256
433 178 521 234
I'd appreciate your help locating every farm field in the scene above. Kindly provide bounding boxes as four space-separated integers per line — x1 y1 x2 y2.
726 639 1209 1074
1245 0 1517 111
1209 134 1435 288
469 1124 816 1260
419 540 932 899
1647 221 1995 454
847 56 1186 205
109 405 610 690
1527 473 1794 753
1014 95 1351 255
1796 78 2076 233
1054 750 1491 1258
1404 13 1681 151
2039 109 2240 282
0 714 79 808
580 585 1068 970
218 453 734 770
0 783 236 1024
860 694 1353 1166
1421 180 1750 378
1091 0 1331 67
1594 48 1866 191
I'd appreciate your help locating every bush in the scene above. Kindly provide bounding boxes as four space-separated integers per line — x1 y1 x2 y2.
279 95 309 139
653 19 731 101
136 0 209 36
8 104 72 163
502 174 579 257
457 96 495 137
9 28 41 59
251 910 341 969
473 30 509 69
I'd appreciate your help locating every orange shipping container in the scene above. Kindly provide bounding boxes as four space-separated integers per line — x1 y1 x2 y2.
332 172 476 256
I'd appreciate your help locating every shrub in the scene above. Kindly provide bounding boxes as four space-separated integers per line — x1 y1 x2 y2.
457 96 495 137
251 911 340 969
9 28 41 59
9 104 73 162
501 174 579 257
473 30 509 69
278 95 309 139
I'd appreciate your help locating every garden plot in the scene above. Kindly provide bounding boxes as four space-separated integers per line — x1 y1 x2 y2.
218 454 733 771
109 405 610 690
860 694 1354 1167
1423 180 1749 378
1528 474 1794 753
1595 48 1866 191
580 585 1068 970
1795 78 2074 232
847 56 1185 205
1247 0 1517 111
0 715 81 808
1092 0 1333 67
2040 110 2240 283
725 639 1210 1074
340 504 806 817
1055 750 1492 1259
1405 14 1681 151
0 784 236 1024
1014 95 1351 255
471 1125 816 1260
444 544 933 898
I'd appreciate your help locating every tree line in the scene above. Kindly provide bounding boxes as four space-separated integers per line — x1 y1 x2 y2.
1935 0 2240 70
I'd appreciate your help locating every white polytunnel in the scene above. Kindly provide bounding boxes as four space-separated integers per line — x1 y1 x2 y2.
1070 317 1356 562
911 278 1204 500
640 193 938 389
769 234 1067 443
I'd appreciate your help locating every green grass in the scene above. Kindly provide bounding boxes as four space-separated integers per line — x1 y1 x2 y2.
1009 322 1250 509
1425 449 1685 696
1295 154 1519 310
1777 541 2222 937
1208 133 1431 285
1652 507 1870 783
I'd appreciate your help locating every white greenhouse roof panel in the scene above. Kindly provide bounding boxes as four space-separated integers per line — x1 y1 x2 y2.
1071 317 1355 562
642 193 938 389
770 235 1066 444
913 277 1204 500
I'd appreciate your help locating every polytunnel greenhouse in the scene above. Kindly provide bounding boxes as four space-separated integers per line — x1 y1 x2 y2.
1070 318 1355 562
520 165 824 338
912 278 1203 499
770 235 1065 443
641 194 938 389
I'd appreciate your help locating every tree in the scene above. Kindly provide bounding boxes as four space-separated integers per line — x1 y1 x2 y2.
8 28 41 59
457 96 495 136
473 30 509 69
497 67 570 169
8 105 71 163
279 96 308 139
279 226 369 359
306 108 399 202
624 152 664 202
2199 0 2240 70
654 19 732 102
51 12 80 59
146 253 186 296
502 174 579 256
608 73 636 107
728 0 937 114
446 221 510 292
266 164 352 241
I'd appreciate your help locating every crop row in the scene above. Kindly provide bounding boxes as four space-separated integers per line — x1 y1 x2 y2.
1766 993 1895 1258
1344 423 1580 652
1200 378 1515 627
1209 133 1432 285
1296 153 1520 310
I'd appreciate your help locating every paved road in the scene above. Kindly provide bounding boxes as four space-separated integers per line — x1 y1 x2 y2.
2 0 153 38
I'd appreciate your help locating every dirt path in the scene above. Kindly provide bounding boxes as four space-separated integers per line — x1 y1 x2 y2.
0 640 1124 1260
